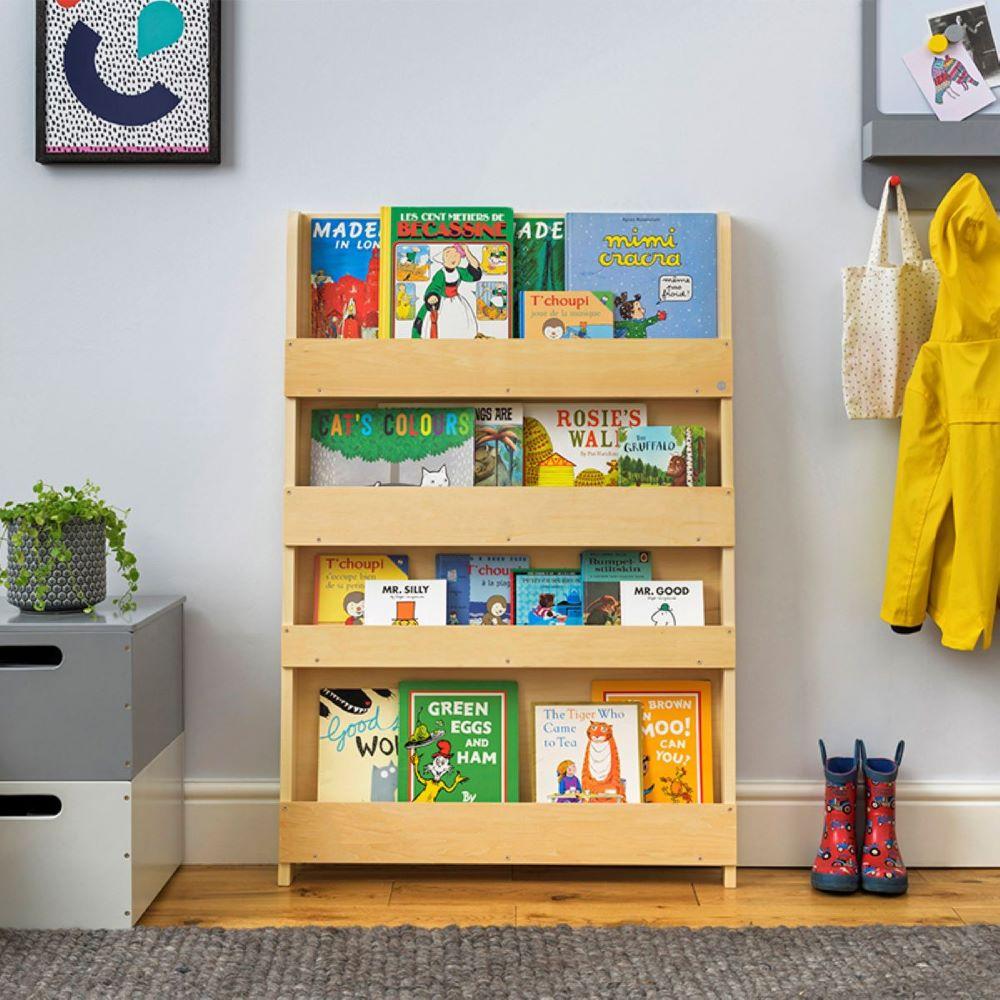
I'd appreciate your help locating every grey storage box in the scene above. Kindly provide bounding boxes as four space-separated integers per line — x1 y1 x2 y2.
0 596 183 780
0 596 184 928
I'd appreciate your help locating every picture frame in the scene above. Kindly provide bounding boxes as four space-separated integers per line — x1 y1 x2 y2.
530 702 644 804
36 0 221 164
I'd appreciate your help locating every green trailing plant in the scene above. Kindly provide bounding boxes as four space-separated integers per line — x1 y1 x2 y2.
0 481 139 614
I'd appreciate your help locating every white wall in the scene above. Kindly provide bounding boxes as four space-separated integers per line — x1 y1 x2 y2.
4 1 1000 858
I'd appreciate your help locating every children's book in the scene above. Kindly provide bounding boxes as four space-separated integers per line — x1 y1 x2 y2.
313 553 409 625
470 554 529 624
475 404 523 486
523 403 646 486
309 216 381 339
363 579 447 626
310 407 475 486
520 291 615 340
318 688 399 802
581 550 652 626
591 680 714 804
435 554 471 625
565 213 718 338
513 215 565 336
379 206 514 339
399 680 519 802
620 581 705 627
618 425 707 487
515 572 583 626
531 702 643 803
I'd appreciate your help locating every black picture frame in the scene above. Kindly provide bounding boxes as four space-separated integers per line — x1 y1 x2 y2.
35 0 221 165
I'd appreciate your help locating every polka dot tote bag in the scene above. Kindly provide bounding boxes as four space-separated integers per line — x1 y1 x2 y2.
842 179 939 419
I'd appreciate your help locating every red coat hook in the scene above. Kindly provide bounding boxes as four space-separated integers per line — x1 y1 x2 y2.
888 175 901 188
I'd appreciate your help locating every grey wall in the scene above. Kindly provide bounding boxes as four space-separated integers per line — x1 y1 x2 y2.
2 0 997 786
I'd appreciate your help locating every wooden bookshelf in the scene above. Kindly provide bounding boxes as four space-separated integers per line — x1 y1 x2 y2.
280 211 736 888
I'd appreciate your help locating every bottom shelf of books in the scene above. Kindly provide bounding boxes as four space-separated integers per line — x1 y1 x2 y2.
279 801 737 867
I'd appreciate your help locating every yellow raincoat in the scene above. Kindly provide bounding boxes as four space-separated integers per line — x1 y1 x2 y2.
882 174 1000 651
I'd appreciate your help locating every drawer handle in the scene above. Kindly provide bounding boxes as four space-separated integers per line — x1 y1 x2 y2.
0 795 62 818
0 646 63 670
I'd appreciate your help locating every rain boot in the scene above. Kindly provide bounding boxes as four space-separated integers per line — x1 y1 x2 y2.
860 740 908 895
811 739 861 893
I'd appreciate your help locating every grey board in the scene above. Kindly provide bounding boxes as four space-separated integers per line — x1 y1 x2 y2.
862 0 1000 208
0 596 184 781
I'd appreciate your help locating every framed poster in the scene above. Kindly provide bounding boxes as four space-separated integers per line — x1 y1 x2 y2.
36 0 221 164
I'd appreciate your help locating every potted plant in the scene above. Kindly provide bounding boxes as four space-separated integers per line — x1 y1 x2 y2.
0 481 139 614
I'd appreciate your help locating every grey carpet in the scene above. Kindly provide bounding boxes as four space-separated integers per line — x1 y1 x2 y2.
0 924 997 999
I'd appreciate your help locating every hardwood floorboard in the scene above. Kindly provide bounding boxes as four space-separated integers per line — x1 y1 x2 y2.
139 866 1000 929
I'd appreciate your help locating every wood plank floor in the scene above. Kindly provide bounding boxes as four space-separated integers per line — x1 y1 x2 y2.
140 866 1000 928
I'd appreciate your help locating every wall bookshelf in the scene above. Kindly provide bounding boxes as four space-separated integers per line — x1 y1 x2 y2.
280 212 736 887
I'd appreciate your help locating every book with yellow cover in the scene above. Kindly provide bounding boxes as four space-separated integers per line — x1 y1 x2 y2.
590 679 713 804
313 553 409 624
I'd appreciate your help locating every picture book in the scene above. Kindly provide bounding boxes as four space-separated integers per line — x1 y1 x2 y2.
436 554 471 625
515 572 583 626
313 553 409 625
363 579 447 627
318 688 399 802
310 407 475 487
565 213 718 338
591 680 714 804
580 550 652 626
521 291 615 340
379 206 514 339
523 403 646 486
475 404 523 487
620 581 705 627
469 554 529 624
618 425 707 487
399 680 519 803
309 215 381 339
513 215 565 335
532 703 642 804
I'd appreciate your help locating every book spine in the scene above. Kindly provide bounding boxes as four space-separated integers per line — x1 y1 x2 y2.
378 206 391 339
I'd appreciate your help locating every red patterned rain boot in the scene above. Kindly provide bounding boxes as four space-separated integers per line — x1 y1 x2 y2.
860 740 908 895
811 739 861 893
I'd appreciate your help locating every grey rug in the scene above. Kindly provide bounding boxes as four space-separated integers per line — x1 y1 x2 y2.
0 924 997 999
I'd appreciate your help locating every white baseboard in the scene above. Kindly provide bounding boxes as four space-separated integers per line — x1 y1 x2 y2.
184 780 1000 867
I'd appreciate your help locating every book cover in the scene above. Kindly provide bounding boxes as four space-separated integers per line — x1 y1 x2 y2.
531 702 643 803
313 553 409 625
618 426 707 487
379 206 514 339
363 579 447 626
513 215 565 336
523 403 646 487
565 213 717 338
475 404 523 487
309 215 381 339
469 554 530 624
515 572 583 626
399 680 519 802
318 688 399 802
581 550 652 626
620 580 705 627
436 554 471 625
521 290 615 340
310 406 475 486
591 680 714 804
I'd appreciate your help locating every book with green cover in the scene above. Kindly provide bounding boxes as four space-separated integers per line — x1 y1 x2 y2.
399 680 519 803
513 214 565 336
379 206 514 339
581 550 652 626
618 425 707 487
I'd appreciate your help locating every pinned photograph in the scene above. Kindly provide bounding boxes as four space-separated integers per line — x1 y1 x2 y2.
929 5 1000 86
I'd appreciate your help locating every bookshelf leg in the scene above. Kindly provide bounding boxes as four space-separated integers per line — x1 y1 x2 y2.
723 865 737 889
278 863 294 887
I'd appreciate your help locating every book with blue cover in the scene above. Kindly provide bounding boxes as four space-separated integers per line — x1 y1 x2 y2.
436 554 471 625
436 554 530 624
514 571 583 626
564 213 717 339
581 550 652 626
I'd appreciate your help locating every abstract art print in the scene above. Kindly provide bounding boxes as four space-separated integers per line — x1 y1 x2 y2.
36 0 221 164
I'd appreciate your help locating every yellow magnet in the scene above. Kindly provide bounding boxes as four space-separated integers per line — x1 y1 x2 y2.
928 33 948 54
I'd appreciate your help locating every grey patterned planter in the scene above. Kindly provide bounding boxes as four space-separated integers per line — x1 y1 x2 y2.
5 518 107 612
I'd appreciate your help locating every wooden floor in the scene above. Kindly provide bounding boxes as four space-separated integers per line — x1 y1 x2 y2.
140 866 1000 928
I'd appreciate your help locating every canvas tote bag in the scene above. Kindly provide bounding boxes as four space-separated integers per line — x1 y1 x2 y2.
842 179 939 419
